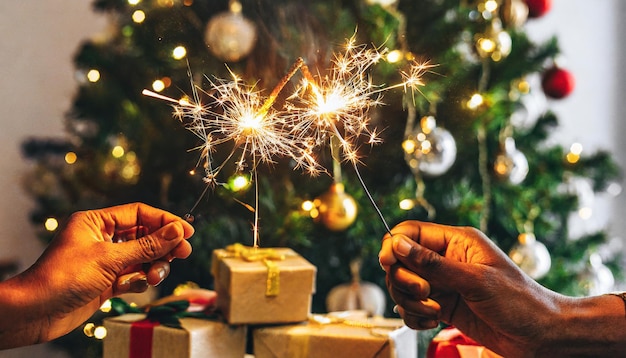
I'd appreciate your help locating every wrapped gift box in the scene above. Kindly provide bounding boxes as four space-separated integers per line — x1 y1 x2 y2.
253 315 417 358
211 244 317 324
103 313 247 358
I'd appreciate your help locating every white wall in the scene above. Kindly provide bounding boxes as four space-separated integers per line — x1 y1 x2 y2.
0 0 624 356
525 1 626 255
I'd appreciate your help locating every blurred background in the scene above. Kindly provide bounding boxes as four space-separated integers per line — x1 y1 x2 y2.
0 1 625 357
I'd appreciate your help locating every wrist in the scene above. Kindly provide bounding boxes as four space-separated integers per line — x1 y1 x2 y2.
0 268 49 349
538 293 626 356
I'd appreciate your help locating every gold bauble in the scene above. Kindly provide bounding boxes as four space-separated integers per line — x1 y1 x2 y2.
501 0 529 28
314 183 358 231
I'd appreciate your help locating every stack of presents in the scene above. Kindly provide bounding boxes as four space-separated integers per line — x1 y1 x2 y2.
103 244 417 357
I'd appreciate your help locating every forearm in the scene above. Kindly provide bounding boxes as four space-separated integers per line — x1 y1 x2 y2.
538 293 626 356
0 270 47 349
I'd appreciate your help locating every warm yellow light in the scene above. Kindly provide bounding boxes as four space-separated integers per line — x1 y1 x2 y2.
301 200 314 212
402 139 416 154
65 151 77 164
231 175 250 191
132 10 146 23
484 0 498 13
189 169 196 175
87 69 100 83
467 93 484 109
386 50 403 63
112 145 125 158
83 323 95 337
94 326 107 340
399 199 415 211
45 218 59 232
152 80 165 92
172 46 187 60
566 152 580 164
128 0 141 5
240 114 263 131
100 300 112 313
477 38 496 53
420 140 432 154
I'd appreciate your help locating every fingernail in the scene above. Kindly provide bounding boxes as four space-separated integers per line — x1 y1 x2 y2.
394 236 413 257
155 267 167 286
129 275 148 293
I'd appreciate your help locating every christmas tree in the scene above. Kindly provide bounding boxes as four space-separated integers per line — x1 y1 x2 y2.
21 0 623 356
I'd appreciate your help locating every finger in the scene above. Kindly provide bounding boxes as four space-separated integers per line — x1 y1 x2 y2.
378 235 396 271
395 304 440 330
115 221 189 266
145 260 170 286
170 240 193 260
100 203 195 238
388 265 431 299
392 235 476 292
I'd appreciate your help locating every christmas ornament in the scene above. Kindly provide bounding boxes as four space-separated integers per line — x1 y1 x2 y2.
509 233 551 280
204 0 257 62
326 259 386 316
541 66 575 99
474 18 512 62
313 182 358 231
494 137 529 184
501 0 529 28
579 253 615 296
510 76 547 131
403 116 457 177
524 0 552 18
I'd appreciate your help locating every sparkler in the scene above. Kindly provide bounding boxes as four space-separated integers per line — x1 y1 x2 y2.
287 36 433 234
143 59 317 248
143 35 433 244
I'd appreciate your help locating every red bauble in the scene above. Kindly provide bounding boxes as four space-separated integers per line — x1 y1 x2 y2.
524 0 552 18
541 67 575 99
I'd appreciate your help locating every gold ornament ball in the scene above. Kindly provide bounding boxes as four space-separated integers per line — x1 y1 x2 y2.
314 183 358 231
204 11 257 62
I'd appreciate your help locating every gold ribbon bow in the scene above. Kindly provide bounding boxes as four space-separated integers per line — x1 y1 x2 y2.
216 243 287 296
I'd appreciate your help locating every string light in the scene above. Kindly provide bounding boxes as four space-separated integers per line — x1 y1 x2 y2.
152 80 166 92
128 0 141 5
65 151 77 164
111 145 125 158
45 218 59 231
566 142 583 164
467 93 484 109
172 46 187 60
87 69 101 83
132 10 146 23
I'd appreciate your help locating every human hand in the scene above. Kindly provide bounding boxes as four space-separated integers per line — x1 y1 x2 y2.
379 221 560 356
22 202 194 343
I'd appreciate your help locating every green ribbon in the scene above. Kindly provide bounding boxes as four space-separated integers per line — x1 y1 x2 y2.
109 297 217 329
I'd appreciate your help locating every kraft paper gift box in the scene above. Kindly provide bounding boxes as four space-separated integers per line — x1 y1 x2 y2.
253 315 417 358
103 313 247 358
211 244 317 325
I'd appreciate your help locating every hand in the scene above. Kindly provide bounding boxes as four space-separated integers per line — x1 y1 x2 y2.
2 202 194 347
379 221 560 356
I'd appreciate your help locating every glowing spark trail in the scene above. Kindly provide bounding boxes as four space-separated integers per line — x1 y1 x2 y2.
144 34 432 243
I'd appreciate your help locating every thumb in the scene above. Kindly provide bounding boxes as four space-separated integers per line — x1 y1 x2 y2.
391 234 476 293
114 221 188 267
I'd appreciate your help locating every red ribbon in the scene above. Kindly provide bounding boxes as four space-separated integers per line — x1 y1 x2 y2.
129 319 160 358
